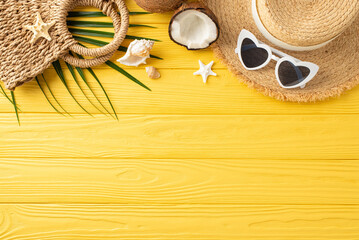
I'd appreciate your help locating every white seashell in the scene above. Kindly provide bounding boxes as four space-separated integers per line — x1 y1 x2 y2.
117 39 154 67
146 66 161 79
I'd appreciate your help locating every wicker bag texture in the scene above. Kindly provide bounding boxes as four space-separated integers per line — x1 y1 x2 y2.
0 0 129 90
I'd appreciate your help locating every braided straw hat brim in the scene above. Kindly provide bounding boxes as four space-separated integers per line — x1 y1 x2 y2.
202 0 359 102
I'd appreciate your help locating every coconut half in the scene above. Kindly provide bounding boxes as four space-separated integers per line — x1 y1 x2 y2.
169 3 220 50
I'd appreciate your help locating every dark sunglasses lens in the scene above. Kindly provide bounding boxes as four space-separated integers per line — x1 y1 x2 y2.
278 61 310 87
241 38 269 68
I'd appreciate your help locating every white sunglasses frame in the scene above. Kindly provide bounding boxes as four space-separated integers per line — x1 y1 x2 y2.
235 29 319 89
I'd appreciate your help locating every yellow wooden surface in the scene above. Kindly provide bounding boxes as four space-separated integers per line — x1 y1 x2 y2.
0 0 359 239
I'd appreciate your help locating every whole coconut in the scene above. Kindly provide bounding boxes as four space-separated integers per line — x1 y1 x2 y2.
134 0 184 13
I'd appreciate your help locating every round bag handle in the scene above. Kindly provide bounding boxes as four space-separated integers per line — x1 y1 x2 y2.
62 51 115 68
60 0 129 68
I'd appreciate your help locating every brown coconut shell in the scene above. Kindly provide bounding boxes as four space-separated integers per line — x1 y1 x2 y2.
169 2 220 50
134 0 184 13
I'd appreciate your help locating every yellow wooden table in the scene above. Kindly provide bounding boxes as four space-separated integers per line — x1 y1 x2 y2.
1 1 359 239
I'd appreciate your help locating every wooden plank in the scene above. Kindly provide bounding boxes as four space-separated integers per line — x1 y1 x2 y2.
0 204 358 240
0 158 358 204
3 69 359 114
0 113 358 160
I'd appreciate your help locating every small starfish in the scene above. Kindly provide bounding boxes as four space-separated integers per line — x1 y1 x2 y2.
193 60 217 83
24 12 55 44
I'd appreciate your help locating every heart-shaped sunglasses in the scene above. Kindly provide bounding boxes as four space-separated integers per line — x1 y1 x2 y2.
235 29 319 89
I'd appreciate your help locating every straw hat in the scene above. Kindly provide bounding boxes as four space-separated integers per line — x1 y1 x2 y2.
201 0 359 102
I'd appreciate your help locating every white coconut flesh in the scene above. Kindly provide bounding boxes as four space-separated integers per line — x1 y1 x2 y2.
170 10 218 49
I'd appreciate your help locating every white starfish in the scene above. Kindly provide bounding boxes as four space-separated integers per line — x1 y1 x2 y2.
193 60 217 83
24 12 55 44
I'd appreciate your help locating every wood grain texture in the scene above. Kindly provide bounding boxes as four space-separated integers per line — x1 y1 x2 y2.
0 113 358 160
2 69 359 114
0 158 358 204
0 204 358 240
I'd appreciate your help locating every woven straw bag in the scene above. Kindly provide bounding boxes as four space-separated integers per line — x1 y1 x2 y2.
0 0 129 90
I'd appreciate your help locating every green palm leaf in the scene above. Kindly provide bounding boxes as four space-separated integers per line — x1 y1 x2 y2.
73 45 118 120
41 74 72 116
52 60 93 116
85 68 119 120
10 91 20 126
128 12 152 15
65 62 108 115
67 20 155 28
105 61 151 91
68 28 160 42
68 11 151 17
80 63 119 120
0 85 21 111
69 52 115 119
36 77 64 116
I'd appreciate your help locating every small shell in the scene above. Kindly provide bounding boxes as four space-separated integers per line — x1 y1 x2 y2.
118 39 154 67
146 66 161 79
